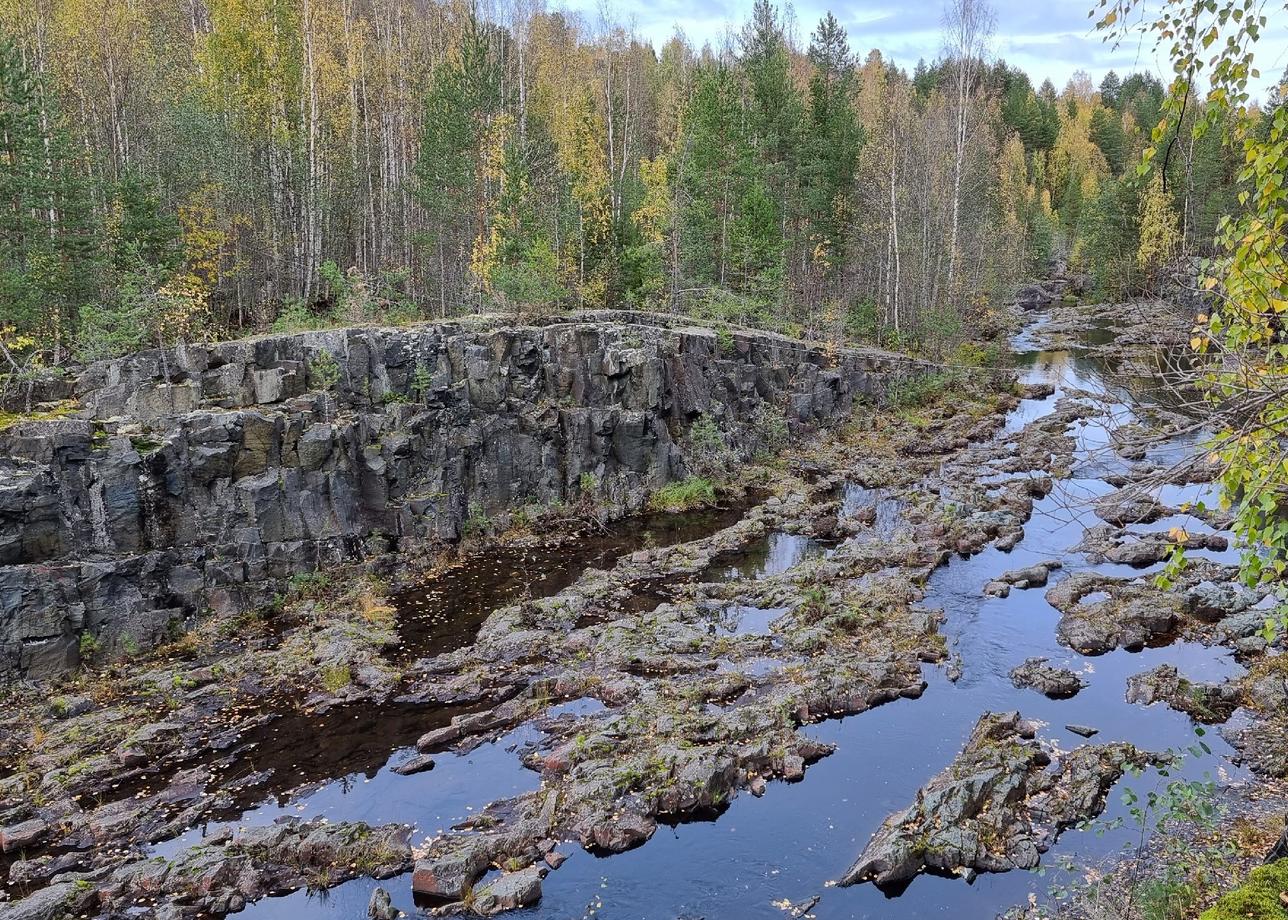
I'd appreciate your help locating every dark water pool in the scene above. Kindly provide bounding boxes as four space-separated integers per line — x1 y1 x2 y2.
231 313 1245 920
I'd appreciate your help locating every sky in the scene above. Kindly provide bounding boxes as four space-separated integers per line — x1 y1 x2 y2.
560 0 1288 101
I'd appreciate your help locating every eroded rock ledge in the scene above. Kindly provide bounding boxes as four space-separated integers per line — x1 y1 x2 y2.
840 711 1151 887
0 312 927 678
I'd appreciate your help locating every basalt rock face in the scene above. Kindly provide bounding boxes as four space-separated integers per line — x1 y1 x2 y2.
0 311 925 679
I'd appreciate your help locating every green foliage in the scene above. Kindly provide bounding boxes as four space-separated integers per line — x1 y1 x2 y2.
308 350 341 393
751 402 790 456
410 362 433 402
1096 0 1288 619
462 502 491 538
0 38 101 350
78 631 102 662
887 373 955 410
272 298 337 333
686 415 731 478
844 299 880 342
648 477 717 513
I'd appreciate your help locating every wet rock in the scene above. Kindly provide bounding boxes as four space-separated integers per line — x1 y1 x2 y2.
0 882 92 920
1045 573 1181 654
1126 664 1240 724
1010 658 1085 699
986 561 1062 597
984 581 1012 598
475 865 545 914
412 836 495 900
1185 581 1261 621
1066 724 1099 738
787 895 821 916
840 712 1148 887
1095 494 1170 527
368 887 398 920
390 753 436 776
580 810 656 853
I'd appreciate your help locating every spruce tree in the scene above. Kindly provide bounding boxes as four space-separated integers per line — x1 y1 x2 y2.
0 36 100 353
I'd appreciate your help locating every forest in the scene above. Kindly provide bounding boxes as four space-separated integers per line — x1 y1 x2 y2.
0 0 1261 368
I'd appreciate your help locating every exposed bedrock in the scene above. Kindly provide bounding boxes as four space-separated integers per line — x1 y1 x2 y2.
0 312 928 679
840 711 1150 888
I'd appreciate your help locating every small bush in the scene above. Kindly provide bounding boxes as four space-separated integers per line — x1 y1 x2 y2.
751 402 789 456
308 350 341 392
78 631 102 662
272 297 338 333
463 502 490 538
887 372 956 410
844 298 880 342
648 476 716 512
687 415 731 477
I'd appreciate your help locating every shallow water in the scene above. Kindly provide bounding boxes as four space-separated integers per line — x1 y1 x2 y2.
233 310 1245 920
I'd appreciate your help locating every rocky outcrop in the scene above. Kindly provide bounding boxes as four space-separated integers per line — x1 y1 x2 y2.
1010 657 1085 699
0 312 927 678
984 560 1062 598
840 712 1149 888
1044 572 1184 654
1126 664 1240 724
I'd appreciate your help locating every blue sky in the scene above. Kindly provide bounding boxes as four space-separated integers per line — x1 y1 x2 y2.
561 0 1288 100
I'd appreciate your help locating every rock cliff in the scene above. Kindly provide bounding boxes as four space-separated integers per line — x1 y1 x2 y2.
0 310 926 679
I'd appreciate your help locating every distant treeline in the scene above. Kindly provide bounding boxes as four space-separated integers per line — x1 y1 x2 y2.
0 0 1266 364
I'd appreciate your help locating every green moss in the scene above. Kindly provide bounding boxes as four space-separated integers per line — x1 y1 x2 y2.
1199 859 1288 920
320 663 352 692
0 401 78 432
647 477 716 513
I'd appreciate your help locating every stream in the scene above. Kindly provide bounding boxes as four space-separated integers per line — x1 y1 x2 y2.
209 311 1243 919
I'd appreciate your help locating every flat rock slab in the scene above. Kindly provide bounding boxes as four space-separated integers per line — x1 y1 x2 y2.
840 711 1149 887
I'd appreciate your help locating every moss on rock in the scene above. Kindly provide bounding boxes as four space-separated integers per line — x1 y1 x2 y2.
1199 859 1288 920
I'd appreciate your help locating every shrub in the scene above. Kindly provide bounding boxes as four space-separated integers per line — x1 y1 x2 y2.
308 350 341 392
751 402 789 456
78 631 102 662
687 415 731 477
844 298 880 342
887 372 956 410
272 297 337 333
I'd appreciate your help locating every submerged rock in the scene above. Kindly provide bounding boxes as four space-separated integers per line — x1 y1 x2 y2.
840 712 1148 887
